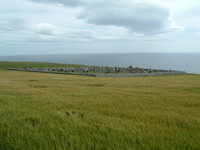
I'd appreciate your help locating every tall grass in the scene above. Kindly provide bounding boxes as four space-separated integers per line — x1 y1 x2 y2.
0 62 200 150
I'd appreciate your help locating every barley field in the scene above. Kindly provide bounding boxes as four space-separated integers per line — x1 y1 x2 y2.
0 62 200 150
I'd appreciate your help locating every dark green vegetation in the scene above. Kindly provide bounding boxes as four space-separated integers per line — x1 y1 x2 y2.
0 62 200 150
0 61 85 70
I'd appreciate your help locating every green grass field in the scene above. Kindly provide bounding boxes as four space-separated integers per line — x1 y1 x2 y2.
0 62 200 150
0 61 85 70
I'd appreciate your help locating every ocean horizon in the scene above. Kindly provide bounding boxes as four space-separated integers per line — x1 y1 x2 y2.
0 53 200 74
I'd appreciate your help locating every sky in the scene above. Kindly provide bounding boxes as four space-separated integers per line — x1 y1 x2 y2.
0 0 200 56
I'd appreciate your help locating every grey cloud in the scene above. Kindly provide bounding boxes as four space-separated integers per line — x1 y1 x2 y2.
29 0 84 7
0 17 26 31
78 2 173 34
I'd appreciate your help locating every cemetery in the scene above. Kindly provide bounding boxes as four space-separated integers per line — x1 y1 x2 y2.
7 66 186 77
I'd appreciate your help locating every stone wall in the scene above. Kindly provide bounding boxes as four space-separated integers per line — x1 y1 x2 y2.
95 71 186 77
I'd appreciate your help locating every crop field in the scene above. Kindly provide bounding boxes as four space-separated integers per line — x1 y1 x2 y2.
0 62 200 150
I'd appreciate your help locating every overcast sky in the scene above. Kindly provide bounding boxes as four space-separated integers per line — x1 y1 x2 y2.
0 0 200 56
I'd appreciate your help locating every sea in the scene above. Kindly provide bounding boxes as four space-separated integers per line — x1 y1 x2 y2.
0 53 200 74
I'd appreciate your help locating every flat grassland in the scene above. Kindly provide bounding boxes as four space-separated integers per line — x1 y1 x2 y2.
0 62 200 150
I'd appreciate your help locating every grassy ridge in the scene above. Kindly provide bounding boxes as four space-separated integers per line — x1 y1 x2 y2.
0 62 200 149
0 61 85 70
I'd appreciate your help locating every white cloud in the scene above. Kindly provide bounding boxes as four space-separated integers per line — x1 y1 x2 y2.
29 0 84 7
32 23 62 35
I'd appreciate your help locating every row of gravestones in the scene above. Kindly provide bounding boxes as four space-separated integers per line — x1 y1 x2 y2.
23 66 172 74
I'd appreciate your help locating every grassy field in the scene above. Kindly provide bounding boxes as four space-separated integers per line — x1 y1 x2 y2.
0 62 200 150
0 61 85 70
